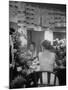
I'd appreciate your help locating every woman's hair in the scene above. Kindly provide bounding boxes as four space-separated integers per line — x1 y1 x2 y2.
10 28 15 35
41 40 51 49
41 40 55 52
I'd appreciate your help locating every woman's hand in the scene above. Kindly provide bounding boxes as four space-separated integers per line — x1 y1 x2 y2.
17 67 22 72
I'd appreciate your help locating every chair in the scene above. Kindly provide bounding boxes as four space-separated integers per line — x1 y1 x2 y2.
36 71 59 87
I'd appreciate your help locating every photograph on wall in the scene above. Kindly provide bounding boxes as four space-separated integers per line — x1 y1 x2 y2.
9 0 66 89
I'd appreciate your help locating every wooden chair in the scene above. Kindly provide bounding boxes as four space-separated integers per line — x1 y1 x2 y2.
35 71 59 87
25 71 59 87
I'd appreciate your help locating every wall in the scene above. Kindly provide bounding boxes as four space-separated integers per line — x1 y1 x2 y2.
53 32 66 40
9 1 66 32
9 1 66 50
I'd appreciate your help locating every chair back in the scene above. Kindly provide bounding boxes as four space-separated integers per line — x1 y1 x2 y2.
36 71 59 86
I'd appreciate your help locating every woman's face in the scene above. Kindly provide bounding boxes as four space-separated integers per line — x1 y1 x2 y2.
29 44 34 51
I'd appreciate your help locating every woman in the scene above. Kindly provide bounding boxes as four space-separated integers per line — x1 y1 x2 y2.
27 42 40 73
38 40 59 86
25 42 40 87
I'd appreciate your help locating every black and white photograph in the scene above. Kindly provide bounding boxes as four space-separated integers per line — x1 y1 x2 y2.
9 0 66 89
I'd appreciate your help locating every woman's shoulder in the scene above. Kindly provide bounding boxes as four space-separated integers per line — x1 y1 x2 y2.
51 51 56 55
50 52 56 60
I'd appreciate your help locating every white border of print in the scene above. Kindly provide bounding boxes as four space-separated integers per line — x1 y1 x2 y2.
0 0 68 90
